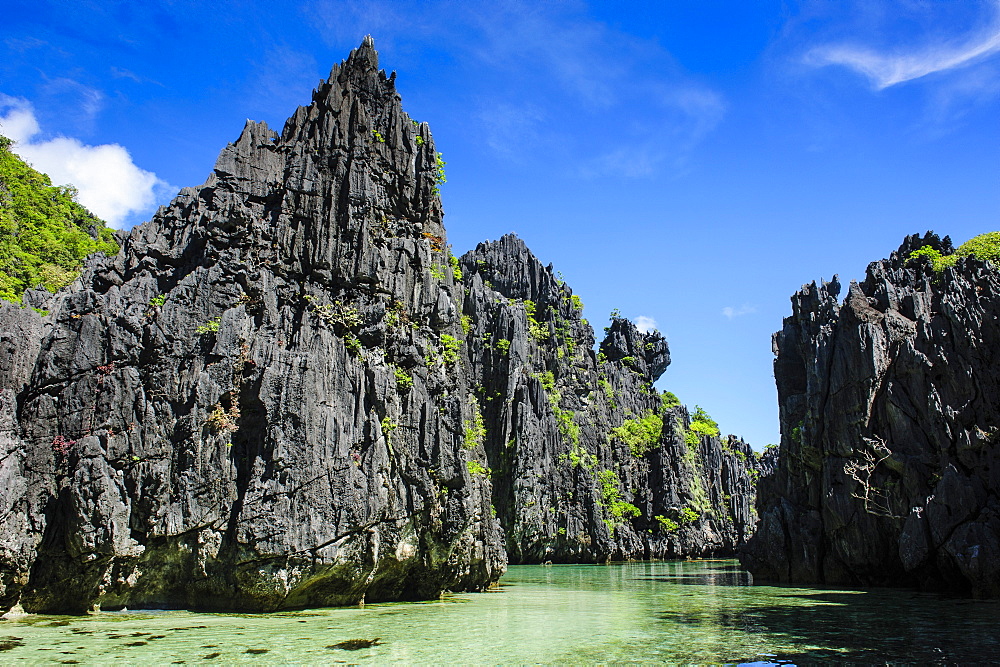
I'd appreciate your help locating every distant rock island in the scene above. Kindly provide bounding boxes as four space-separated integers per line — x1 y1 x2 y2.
0 37 760 614
742 232 1000 597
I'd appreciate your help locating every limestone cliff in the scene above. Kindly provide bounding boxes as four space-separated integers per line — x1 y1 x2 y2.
0 38 759 613
742 232 1000 597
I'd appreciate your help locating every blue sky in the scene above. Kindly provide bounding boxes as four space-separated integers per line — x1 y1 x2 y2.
3 0 999 448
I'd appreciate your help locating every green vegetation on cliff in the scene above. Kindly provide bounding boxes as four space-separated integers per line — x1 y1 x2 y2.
908 232 1000 273
0 135 119 303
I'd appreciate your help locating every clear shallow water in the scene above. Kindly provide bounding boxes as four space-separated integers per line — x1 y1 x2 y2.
2 559 999 663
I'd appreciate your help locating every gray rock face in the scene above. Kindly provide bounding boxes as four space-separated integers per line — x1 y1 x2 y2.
0 38 760 613
458 236 759 563
742 232 1000 597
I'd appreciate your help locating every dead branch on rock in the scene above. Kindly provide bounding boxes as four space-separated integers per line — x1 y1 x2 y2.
844 435 903 518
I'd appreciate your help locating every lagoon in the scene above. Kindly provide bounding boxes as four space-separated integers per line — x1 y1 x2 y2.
3 560 998 663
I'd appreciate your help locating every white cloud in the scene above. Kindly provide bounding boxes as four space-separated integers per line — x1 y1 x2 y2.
634 315 658 333
722 304 757 320
805 2 1000 88
0 96 172 228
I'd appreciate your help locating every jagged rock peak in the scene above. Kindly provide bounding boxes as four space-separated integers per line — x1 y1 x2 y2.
743 232 1000 597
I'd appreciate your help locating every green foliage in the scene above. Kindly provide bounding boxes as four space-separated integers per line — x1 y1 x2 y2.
466 459 490 477
570 294 584 311
535 370 581 450
611 409 663 457
0 136 120 303
908 246 950 272
440 334 461 364
655 514 679 532
661 391 680 411
908 232 1000 272
415 135 424 146
596 469 640 533
149 294 166 308
450 254 463 281
495 338 511 355
567 443 596 469
380 416 397 447
523 299 549 342
432 152 447 195
464 401 486 449
393 367 413 390
429 263 445 280
460 314 472 335
536 370 555 392
679 506 699 524
372 130 385 143
434 152 447 184
303 295 362 329
195 317 221 335
345 333 362 356
689 406 720 438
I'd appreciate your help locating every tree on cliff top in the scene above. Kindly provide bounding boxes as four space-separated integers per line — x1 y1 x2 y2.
0 134 120 304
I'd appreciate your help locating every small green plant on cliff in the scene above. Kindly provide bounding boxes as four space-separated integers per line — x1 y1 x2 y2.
431 152 447 195
495 338 511 355
534 371 581 448
571 294 584 311
429 263 445 281
660 391 681 411
466 459 490 477
679 506 699 524
688 406 720 440
439 334 461 364
596 469 640 534
303 295 362 329
372 130 385 143
523 299 550 342
393 366 413 390
435 152 447 184
464 401 486 449
611 409 663 457
195 317 221 335
380 416 397 447
450 254 463 281
344 333 362 357
908 232 1000 273
460 314 472 335
149 294 166 308
655 514 679 532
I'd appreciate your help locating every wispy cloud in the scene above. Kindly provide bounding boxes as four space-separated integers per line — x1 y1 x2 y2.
634 316 659 333
477 102 546 158
722 304 756 320
0 96 174 228
304 0 726 177
804 1 1000 88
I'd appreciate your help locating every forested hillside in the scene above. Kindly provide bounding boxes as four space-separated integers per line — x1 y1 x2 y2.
0 135 119 303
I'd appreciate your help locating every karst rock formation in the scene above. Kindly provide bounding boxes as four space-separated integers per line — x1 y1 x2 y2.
742 232 1000 597
0 38 759 613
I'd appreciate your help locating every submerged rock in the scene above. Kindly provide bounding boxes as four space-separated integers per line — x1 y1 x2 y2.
0 38 759 613
742 232 1000 597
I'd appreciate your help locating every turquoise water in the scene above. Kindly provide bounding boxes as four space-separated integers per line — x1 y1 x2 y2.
2 559 998 663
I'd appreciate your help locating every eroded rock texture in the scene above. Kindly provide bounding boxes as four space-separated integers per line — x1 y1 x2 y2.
742 232 1000 596
0 38 759 613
